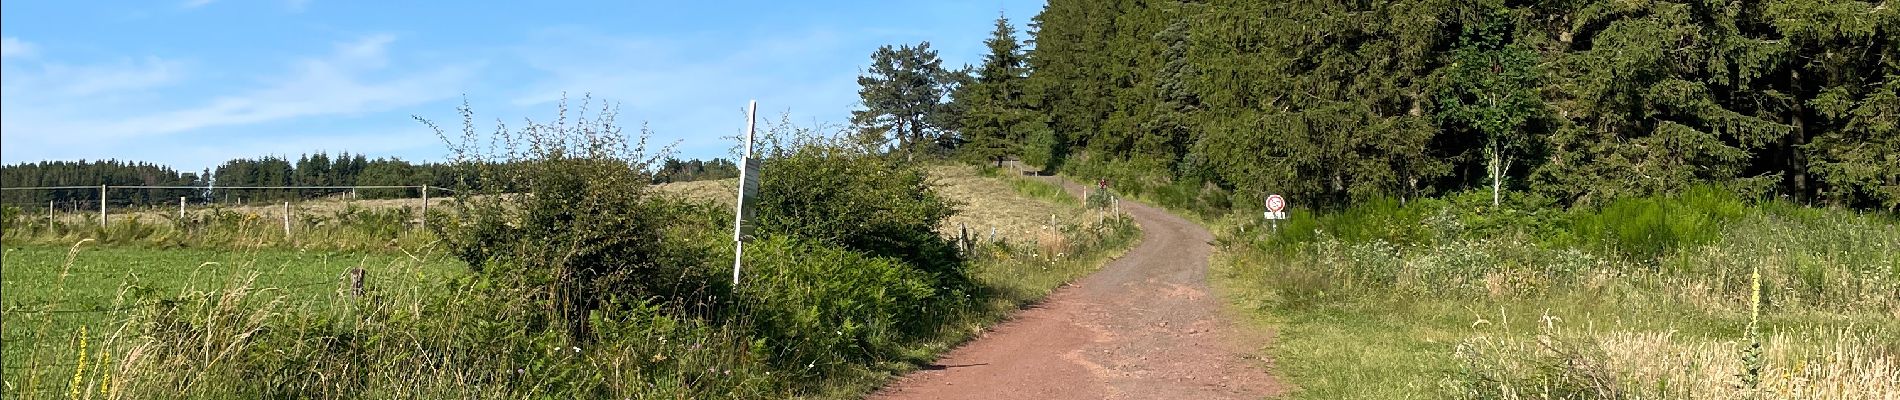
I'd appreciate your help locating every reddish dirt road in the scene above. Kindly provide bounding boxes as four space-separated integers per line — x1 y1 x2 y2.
871 179 1281 400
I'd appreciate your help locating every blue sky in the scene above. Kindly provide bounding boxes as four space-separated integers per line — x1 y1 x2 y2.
1 0 1043 171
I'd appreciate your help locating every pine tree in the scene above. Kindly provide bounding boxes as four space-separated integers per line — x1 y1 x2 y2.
852 42 958 161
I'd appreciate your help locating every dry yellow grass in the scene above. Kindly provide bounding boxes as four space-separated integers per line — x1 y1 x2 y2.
1595 330 1898 400
648 165 1103 248
1457 325 1899 399
925 165 1095 247
651 178 738 205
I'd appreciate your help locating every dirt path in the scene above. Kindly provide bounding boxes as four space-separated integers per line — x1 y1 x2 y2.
871 178 1281 400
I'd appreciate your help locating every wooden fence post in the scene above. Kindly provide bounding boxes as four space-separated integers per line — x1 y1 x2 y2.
282 202 291 237
958 222 970 253
99 184 108 227
347 267 366 297
47 200 54 229
419 186 429 230
179 196 186 220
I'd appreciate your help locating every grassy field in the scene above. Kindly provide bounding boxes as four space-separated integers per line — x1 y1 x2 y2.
1210 191 1900 399
0 163 1137 399
0 243 464 397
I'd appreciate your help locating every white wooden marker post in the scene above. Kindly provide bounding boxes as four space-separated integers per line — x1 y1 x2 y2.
179 197 186 220
732 100 761 285
99 185 108 227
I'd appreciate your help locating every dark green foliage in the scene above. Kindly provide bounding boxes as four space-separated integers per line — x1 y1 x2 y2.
1010 0 1900 211
651 157 739 184
0 159 203 206
1432 4 1545 206
953 14 1040 167
0 153 465 208
852 42 961 161
1019 127 1064 171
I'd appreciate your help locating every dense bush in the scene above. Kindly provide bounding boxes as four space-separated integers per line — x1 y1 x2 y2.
425 98 719 344
754 130 965 282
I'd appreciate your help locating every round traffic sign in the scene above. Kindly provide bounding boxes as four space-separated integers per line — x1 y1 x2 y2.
1266 195 1286 212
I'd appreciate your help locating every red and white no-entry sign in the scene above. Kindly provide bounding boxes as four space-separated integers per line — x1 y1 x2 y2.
1263 194 1288 221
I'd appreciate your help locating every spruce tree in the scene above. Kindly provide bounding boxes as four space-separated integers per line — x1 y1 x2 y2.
954 14 1037 167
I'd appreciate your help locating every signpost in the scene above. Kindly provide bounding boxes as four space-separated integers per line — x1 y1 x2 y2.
1264 194 1287 232
732 100 760 285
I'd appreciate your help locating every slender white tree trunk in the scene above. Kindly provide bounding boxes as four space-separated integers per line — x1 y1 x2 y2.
1489 139 1502 207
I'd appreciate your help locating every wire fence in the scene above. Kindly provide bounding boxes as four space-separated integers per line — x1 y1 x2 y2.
1 185 451 211
0 185 458 236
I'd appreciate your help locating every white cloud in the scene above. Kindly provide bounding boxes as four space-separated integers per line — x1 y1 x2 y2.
34 57 185 96
1 37 35 59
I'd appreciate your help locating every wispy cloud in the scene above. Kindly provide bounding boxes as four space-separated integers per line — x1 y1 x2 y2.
1 34 476 167
1 37 35 59
506 27 862 154
181 0 217 9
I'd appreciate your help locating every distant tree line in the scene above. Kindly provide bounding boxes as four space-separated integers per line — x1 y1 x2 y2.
2 152 740 206
850 1 1898 210
651 157 739 184
0 160 202 207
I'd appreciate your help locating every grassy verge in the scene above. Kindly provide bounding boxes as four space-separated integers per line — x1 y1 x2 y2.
1211 190 1899 399
0 162 1139 399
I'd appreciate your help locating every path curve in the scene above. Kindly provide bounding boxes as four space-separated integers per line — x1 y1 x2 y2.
870 178 1281 400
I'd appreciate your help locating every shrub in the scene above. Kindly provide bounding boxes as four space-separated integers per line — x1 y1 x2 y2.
1084 186 1116 209
753 128 964 281
423 97 716 344
1 205 21 235
735 236 943 379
